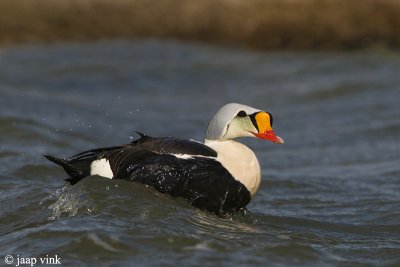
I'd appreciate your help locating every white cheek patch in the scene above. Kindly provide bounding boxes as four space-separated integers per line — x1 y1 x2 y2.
90 158 113 179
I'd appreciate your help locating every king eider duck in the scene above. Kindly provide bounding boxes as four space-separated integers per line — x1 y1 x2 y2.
45 103 284 215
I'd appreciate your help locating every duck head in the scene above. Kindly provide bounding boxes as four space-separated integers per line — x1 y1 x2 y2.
206 103 284 144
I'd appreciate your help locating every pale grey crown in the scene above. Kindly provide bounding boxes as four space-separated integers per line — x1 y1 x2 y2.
205 103 260 141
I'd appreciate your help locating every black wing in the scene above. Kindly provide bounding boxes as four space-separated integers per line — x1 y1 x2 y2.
45 134 217 184
130 133 217 157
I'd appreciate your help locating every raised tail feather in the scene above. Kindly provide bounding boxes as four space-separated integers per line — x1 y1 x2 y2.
43 155 87 185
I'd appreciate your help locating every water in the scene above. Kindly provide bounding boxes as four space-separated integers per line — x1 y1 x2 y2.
0 41 399 267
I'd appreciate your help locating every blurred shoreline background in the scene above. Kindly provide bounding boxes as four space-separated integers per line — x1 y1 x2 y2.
1 0 400 50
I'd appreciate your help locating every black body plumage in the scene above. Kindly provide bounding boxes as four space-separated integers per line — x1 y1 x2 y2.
45 134 251 215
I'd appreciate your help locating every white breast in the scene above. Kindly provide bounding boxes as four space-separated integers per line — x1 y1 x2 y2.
204 139 261 198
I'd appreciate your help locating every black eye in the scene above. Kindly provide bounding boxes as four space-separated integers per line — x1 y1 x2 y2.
237 110 247 117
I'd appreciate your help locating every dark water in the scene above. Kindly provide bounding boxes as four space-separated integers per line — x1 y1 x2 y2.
1 41 400 267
